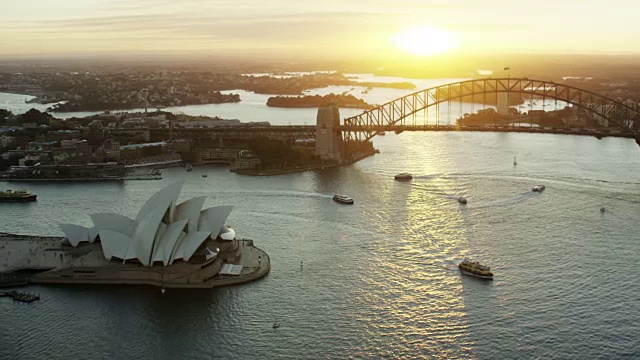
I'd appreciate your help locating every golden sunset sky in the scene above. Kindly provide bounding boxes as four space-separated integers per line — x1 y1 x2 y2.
1 0 638 59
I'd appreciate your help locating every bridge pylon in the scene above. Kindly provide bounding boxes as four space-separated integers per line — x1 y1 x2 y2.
315 105 344 162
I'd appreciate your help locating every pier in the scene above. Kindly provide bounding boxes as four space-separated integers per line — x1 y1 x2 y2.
0 290 40 303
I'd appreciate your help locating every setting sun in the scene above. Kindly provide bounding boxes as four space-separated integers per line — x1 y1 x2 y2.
393 26 459 56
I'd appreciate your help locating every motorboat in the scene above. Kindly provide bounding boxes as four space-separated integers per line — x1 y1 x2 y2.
377 131 386 136
333 194 354 205
394 173 413 181
202 174 208 178
458 259 493 279
457 197 467 205
600 207 606 213
272 323 281 329
532 185 545 192
186 163 193 172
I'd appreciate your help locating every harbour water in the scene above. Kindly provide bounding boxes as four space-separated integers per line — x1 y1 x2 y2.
1 132 639 359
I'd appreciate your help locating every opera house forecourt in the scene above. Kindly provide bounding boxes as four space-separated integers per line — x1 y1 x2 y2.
0 181 270 288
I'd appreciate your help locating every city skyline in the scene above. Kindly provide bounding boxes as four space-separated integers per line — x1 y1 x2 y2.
2 0 639 59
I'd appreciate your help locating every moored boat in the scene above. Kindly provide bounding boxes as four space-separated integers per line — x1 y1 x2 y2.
0 189 37 202
333 194 354 205
457 197 467 205
458 260 493 279
394 173 413 181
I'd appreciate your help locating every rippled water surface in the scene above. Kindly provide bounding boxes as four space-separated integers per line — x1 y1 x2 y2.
1 132 640 359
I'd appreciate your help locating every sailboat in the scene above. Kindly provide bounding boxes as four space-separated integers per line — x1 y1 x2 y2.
513 155 517 166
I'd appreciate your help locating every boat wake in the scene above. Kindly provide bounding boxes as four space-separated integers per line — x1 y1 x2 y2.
470 191 537 209
412 173 445 180
218 190 334 200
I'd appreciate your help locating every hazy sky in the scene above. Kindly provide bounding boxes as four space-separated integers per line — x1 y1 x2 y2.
1 0 638 59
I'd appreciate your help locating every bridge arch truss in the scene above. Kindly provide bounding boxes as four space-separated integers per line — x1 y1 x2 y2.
342 78 640 142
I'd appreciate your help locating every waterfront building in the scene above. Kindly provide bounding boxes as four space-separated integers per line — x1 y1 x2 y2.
0 181 269 288
119 141 168 165
194 147 239 163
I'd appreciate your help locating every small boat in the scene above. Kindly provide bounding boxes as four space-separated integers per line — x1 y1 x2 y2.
458 259 493 279
0 190 37 202
600 207 606 213
186 164 193 172
202 174 208 178
377 131 386 136
457 197 467 205
272 323 280 329
333 194 354 205
394 173 413 181
532 185 545 192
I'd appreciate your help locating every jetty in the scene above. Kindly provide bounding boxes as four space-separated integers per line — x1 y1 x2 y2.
0 290 40 303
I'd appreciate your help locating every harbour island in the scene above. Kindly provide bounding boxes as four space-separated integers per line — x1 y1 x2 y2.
266 94 374 109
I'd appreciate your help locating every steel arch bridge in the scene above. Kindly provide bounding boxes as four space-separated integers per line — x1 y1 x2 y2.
342 78 640 142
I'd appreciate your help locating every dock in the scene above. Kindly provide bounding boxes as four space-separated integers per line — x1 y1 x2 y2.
0 290 40 303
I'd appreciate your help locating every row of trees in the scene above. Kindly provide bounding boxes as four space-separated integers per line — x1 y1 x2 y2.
0 108 53 126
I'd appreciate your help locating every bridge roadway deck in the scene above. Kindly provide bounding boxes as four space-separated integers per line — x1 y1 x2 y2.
339 125 639 139
153 125 638 141
153 126 316 140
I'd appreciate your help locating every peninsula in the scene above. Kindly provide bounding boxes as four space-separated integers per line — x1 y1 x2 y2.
0 182 270 289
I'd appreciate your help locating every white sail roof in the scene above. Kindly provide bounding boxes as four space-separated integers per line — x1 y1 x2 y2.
219 225 236 241
91 213 137 237
99 230 133 260
59 181 237 267
152 219 187 265
135 181 183 222
134 206 167 266
198 206 233 236
174 196 207 234
60 224 90 247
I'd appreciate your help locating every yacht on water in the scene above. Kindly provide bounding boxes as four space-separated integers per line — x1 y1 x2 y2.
459 260 493 279
333 194 354 205
532 185 546 192
394 173 413 181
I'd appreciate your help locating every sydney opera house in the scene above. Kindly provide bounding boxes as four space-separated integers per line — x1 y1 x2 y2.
20 181 270 288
